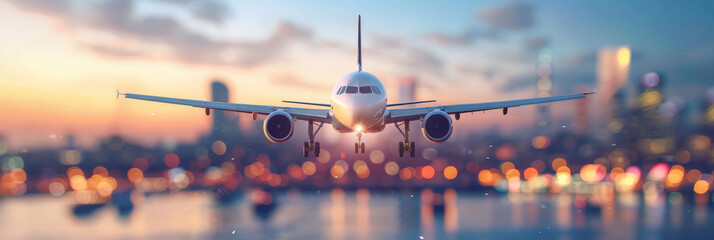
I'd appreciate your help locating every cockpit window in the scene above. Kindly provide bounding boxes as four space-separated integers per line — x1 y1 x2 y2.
359 86 372 94
371 86 381 94
345 86 358 94
337 86 346 95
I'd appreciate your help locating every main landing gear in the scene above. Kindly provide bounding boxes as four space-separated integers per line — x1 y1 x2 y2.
395 121 415 157
354 131 365 154
303 120 323 158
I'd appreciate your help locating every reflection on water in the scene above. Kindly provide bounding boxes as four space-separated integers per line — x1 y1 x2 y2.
0 190 712 240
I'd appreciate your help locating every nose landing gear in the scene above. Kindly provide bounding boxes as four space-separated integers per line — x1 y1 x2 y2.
303 120 323 158
395 121 416 157
354 132 365 154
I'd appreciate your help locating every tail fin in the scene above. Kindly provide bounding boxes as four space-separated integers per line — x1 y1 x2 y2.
357 15 362 72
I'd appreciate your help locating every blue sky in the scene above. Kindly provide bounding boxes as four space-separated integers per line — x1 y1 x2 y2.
210 0 714 93
130 0 714 96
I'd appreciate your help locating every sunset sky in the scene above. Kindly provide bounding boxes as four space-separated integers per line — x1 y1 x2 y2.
1 0 713 150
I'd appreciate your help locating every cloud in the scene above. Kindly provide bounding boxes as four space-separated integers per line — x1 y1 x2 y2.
477 2 533 30
270 73 328 91
453 62 494 79
566 49 643 68
400 47 444 73
155 0 232 25
84 43 144 58
424 28 500 47
7 0 311 68
371 35 403 49
523 37 548 52
424 2 535 47
488 51 526 63
497 74 534 92
366 34 446 74
566 51 597 68
9 0 72 19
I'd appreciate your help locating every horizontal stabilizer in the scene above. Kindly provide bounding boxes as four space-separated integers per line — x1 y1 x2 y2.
282 100 331 107
387 100 436 107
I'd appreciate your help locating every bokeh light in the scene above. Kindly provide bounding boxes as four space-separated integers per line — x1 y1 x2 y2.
443 166 457 180
421 166 435 179
164 153 180 168
384 162 399 176
212 140 227 155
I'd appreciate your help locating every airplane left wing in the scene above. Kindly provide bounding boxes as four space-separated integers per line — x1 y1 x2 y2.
386 90 595 123
119 92 331 123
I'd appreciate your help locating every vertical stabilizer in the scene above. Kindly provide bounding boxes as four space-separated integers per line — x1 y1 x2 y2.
358 15 362 71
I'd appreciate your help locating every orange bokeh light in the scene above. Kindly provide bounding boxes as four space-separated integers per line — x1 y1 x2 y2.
9 169 27 182
694 180 710 194
443 166 458 180
93 166 109 177
67 167 84 178
523 167 538 181
552 158 567 170
580 164 606 183
302 161 316 176
495 144 515 160
422 166 435 179
331 165 345 179
500 162 515 174
531 136 550 149
127 168 144 183
505 169 520 180
399 167 414 180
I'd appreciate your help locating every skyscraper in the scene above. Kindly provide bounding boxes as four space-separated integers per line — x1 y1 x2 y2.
210 80 239 137
398 76 416 103
622 72 675 160
574 86 590 135
595 46 630 133
535 47 552 136
705 87 714 129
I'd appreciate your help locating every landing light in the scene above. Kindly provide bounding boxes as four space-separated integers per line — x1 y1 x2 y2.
355 125 363 132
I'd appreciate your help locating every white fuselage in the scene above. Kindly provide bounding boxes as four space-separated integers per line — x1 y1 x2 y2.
330 71 387 133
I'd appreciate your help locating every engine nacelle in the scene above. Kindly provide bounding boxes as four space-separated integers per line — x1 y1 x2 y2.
421 110 453 143
263 110 294 143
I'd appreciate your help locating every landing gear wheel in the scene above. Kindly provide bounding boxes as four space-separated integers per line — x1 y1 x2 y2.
361 143 365 153
410 142 416 157
355 143 359 154
398 142 404 157
305 120 324 158
314 142 320 157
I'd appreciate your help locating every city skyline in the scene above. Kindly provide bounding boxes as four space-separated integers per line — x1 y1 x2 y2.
1 0 714 150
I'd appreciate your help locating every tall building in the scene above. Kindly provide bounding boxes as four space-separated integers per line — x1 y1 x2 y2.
574 86 590 135
595 46 630 133
622 72 675 161
398 76 416 103
535 47 552 136
210 80 240 138
704 87 714 129
0 135 7 156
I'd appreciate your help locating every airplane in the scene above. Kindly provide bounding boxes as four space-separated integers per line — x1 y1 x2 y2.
117 15 595 158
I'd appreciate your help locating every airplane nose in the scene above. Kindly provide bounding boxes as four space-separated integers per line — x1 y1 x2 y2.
350 105 379 128
333 96 384 130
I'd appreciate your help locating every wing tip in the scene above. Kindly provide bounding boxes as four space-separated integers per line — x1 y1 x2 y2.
116 89 127 99
584 89 596 95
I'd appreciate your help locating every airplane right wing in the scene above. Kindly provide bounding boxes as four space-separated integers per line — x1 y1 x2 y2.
119 91 332 123
386 90 595 123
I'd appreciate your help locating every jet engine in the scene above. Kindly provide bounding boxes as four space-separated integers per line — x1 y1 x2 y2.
263 110 294 143
421 110 453 143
